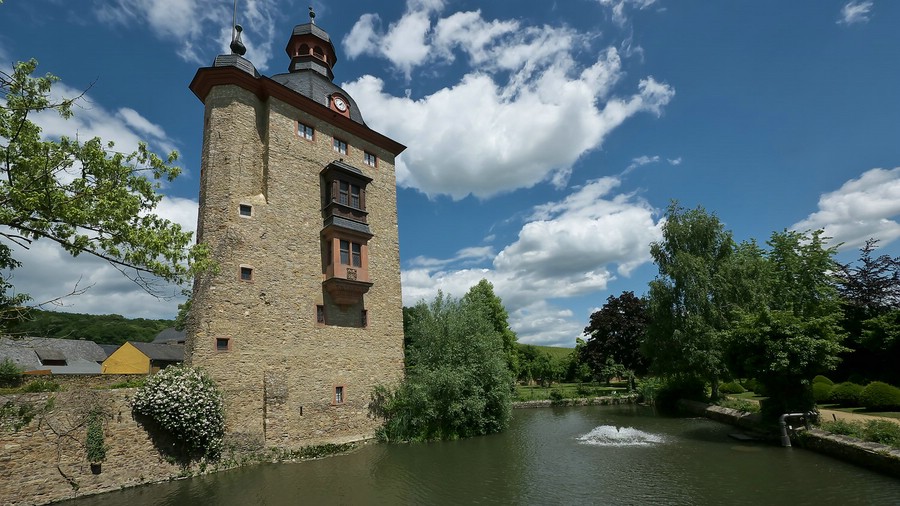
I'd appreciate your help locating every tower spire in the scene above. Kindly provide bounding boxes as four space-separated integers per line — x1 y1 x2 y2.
230 0 246 56
309 6 316 24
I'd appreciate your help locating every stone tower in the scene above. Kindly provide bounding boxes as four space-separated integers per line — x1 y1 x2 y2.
186 15 406 450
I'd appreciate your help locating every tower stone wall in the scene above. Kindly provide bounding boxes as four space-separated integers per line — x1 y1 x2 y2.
186 34 405 450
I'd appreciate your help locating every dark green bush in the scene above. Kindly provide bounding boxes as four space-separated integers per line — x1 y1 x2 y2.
0 358 23 388
860 381 900 411
719 381 745 394
21 378 60 393
812 381 833 403
716 398 759 413
828 382 864 407
655 376 707 413
821 419 864 439
741 378 767 396
812 375 833 386
863 420 900 448
548 389 564 401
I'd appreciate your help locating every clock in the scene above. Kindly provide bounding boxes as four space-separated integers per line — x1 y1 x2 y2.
333 96 348 112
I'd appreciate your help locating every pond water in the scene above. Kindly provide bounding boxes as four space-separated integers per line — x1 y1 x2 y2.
64 405 900 505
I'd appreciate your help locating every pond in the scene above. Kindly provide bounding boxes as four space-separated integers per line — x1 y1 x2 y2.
63 405 900 505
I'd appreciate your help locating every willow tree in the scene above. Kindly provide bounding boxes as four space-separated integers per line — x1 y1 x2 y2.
0 59 209 322
644 202 735 400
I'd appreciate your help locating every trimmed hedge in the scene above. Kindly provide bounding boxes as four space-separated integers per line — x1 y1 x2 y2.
719 381 746 395
829 382 865 407
812 381 833 403
812 375 834 386
860 381 900 411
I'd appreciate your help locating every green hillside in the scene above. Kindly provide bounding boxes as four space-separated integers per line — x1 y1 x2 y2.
5 309 174 345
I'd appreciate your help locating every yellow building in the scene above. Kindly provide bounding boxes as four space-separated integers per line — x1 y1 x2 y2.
102 342 184 374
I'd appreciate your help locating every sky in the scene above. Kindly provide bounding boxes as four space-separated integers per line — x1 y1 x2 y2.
1 0 899 347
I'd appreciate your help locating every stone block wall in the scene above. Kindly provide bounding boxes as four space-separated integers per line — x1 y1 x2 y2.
0 389 182 506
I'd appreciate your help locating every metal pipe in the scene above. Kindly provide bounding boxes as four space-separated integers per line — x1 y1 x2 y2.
779 411 818 447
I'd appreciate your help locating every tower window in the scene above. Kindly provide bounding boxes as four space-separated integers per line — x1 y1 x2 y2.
316 304 326 324
333 138 348 155
364 151 377 168
240 266 253 281
239 204 252 217
298 122 314 141
338 181 362 209
339 240 362 267
333 385 345 404
215 337 231 352
361 310 368 328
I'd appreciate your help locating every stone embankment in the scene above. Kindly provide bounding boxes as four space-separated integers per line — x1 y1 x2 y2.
513 394 638 409
678 399 900 478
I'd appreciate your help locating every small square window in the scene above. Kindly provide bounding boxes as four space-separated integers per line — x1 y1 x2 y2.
316 304 326 324
334 385 344 404
298 122 314 140
364 151 377 167
333 138 348 155
240 266 253 281
239 204 252 217
215 337 230 352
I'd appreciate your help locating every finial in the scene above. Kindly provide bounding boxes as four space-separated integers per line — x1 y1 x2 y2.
309 6 316 24
231 25 247 56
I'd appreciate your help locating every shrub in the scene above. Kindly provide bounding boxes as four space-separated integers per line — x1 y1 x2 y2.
655 376 707 413
828 382 864 407
131 366 224 460
812 381 833 403
821 419 864 439
548 389 564 401
860 382 900 411
85 409 107 463
812 375 834 386
21 378 60 393
109 377 146 389
719 381 746 394
0 358 23 388
863 420 900 448
741 378 767 396
716 398 759 413
636 377 663 404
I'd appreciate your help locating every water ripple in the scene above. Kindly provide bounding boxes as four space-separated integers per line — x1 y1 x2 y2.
578 425 665 446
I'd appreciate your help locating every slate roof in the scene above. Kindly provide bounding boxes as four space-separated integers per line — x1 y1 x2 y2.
0 337 106 374
130 342 184 362
270 71 366 125
99 344 121 358
0 338 41 370
152 327 186 344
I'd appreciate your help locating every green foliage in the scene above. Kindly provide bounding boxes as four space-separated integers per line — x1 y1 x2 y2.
636 377 663 404
645 203 735 399
829 382 865 407
862 420 900 447
718 381 746 394
0 358 23 387
5 309 173 344
813 375 834 385
860 381 900 411
812 381 833 403
462 279 519 376
548 389 564 402
108 377 146 389
85 408 107 463
582 291 648 388
516 344 564 387
0 59 211 319
654 376 707 413
740 378 767 396
821 419 864 438
131 366 225 461
372 293 513 442
21 378 60 392
716 398 760 413
1 400 37 432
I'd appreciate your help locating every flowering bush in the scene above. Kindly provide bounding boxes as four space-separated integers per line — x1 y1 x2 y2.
131 366 224 460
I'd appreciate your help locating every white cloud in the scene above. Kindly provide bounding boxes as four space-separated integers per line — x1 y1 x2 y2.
838 1 874 25
598 0 659 27
667 157 682 166
793 167 900 250
93 0 282 70
400 178 663 345
622 155 660 175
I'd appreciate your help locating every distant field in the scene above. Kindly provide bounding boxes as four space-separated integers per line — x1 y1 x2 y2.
520 344 575 360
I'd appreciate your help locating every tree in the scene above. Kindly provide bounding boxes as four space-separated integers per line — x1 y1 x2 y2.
370 292 513 441
0 59 210 322
582 291 648 390
727 230 846 420
462 279 519 376
644 202 735 399
832 239 900 382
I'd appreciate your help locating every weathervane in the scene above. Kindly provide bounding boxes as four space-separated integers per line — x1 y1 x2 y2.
309 6 316 24
230 0 247 56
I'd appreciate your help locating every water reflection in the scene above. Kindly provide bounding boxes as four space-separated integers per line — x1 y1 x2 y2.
60 405 900 506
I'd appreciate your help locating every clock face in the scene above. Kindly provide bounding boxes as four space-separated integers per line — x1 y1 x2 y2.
333 97 348 112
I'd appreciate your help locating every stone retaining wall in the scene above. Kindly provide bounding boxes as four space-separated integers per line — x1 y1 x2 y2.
0 389 183 506
677 399 900 478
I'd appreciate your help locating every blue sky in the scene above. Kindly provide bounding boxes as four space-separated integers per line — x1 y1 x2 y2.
2 0 899 346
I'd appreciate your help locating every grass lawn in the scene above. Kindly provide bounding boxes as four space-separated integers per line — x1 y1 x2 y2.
817 404 900 420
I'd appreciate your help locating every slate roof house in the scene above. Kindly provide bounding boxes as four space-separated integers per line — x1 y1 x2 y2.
0 337 106 374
